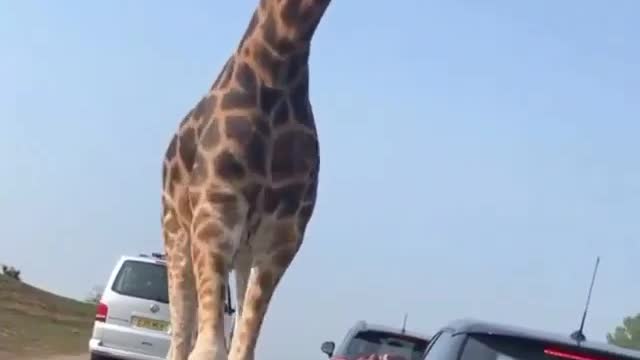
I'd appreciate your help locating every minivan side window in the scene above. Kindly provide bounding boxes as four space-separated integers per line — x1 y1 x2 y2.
423 330 458 360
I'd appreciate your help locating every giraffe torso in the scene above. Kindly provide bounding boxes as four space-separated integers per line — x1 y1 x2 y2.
163 47 319 245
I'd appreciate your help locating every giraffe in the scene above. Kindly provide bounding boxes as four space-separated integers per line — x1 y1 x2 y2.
160 0 332 359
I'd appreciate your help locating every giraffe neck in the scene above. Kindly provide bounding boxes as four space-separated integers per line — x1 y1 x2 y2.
239 0 332 57
237 0 331 87
231 1 327 88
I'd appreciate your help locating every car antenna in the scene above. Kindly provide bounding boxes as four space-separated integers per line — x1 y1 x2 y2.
401 313 408 334
570 256 600 342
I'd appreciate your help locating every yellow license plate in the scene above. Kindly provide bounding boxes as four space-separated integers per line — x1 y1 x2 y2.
132 316 169 332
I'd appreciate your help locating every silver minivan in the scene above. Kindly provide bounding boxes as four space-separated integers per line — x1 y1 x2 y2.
89 253 234 360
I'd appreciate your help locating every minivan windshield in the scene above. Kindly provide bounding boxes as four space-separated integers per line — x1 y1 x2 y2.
111 260 169 303
344 330 429 360
460 334 636 360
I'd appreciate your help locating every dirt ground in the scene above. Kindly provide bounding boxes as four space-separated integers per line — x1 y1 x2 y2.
0 275 94 360
41 355 88 360
13 354 88 360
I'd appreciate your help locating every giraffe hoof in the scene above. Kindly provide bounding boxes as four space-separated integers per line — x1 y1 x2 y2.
188 346 227 360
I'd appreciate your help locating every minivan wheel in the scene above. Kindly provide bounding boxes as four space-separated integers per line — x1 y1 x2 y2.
90 352 113 360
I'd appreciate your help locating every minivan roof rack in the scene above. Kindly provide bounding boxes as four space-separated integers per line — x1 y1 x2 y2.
138 252 167 260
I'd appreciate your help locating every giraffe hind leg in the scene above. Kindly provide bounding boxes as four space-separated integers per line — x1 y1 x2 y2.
228 220 303 360
163 208 198 360
188 190 247 360
229 245 252 351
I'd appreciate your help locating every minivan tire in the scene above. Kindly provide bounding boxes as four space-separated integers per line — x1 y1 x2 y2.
90 352 113 360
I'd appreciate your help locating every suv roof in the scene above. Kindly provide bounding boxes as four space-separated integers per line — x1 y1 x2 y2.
349 320 431 341
444 318 640 359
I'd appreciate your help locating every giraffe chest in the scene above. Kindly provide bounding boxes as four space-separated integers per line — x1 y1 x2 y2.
191 87 319 182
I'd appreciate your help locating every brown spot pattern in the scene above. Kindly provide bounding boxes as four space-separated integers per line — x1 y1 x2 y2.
242 183 263 205
286 50 309 83
214 150 246 180
262 12 296 54
207 191 240 228
259 85 283 114
235 61 258 92
273 248 296 268
195 222 224 244
178 127 197 170
256 270 274 295
256 119 271 137
165 135 177 160
253 44 285 82
271 131 318 182
217 57 235 90
225 115 254 144
199 120 221 149
162 163 168 187
289 79 313 127
193 95 217 121
264 183 305 218
221 89 256 110
271 100 290 127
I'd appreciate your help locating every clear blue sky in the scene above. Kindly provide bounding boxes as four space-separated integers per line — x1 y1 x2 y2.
1 0 638 358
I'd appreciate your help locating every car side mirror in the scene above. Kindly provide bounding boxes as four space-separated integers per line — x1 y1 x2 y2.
320 341 335 357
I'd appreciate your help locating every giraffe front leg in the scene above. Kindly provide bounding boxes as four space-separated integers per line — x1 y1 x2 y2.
228 220 303 360
163 211 197 360
189 194 246 360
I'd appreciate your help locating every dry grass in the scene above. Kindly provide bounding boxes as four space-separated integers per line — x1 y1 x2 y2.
0 274 95 358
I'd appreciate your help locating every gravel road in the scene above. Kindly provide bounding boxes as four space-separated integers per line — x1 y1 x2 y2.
47 355 88 360
18 354 88 360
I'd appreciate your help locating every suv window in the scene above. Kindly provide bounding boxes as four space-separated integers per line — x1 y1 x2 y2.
460 334 637 360
423 331 459 360
344 330 429 360
111 260 169 303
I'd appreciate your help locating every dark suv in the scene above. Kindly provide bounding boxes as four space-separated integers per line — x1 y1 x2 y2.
423 318 640 360
321 320 431 360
